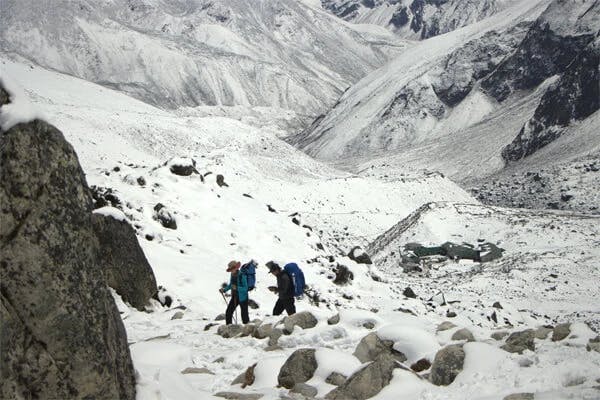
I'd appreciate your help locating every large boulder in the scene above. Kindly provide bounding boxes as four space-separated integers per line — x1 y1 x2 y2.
0 105 135 399
283 311 318 334
501 330 535 354
325 354 399 400
277 348 318 389
353 332 407 363
451 328 475 342
430 344 465 386
91 213 157 311
217 324 243 338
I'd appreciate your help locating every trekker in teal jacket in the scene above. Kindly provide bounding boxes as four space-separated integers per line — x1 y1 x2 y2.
220 260 249 324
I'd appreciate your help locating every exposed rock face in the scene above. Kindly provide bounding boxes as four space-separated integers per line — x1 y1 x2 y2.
277 348 318 389
92 214 157 311
432 22 530 106
353 332 407 363
0 113 135 398
482 1 598 103
502 36 599 161
325 353 399 400
501 330 535 354
333 264 354 285
430 344 465 386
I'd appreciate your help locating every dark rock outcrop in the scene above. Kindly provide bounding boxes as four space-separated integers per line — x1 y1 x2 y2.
502 37 599 161
0 108 135 398
482 1 598 103
92 214 157 311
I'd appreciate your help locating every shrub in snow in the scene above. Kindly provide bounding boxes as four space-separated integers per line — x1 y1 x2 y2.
348 246 372 264
501 330 535 354
277 348 318 389
153 203 177 229
430 344 465 386
353 332 407 363
325 353 399 400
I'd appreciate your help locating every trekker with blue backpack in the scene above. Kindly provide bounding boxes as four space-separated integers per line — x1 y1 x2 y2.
266 261 305 316
220 260 250 324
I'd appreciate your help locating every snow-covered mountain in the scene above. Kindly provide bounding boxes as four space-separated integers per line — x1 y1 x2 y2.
0 0 405 118
320 0 518 39
4 52 600 400
293 0 599 184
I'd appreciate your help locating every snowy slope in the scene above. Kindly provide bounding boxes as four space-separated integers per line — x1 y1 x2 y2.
0 0 406 118
3 50 600 400
292 0 551 161
320 0 519 39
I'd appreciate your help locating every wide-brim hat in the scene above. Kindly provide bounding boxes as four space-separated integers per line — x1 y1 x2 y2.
226 260 241 272
266 261 280 273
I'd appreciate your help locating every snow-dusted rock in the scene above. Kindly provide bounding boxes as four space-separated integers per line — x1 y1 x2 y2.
167 157 199 176
277 348 318 389
348 246 372 264
587 336 600 353
283 311 318 334
326 372 347 386
534 326 552 340
503 394 534 400
501 330 535 354
430 344 465 386
491 331 509 341
327 314 341 325
253 323 274 340
437 321 457 332
181 367 214 374
291 382 318 397
451 328 475 342
217 324 244 338
325 353 399 400
215 392 263 400
353 332 407 363
551 323 571 342
153 203 177 229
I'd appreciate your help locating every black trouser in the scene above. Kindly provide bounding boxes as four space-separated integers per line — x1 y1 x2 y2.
273 297 296 316
225 293 249 324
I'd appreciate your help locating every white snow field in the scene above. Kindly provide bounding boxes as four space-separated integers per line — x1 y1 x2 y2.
2 47 599 400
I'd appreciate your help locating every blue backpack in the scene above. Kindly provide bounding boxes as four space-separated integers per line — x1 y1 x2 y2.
283 263 305 297
241 260 257 291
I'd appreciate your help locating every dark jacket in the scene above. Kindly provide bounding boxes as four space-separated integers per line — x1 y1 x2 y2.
276 271 294 299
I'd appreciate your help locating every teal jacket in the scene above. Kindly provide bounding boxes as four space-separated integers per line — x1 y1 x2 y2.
223 272 249 302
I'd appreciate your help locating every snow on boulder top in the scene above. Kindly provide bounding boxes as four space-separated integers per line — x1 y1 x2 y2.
377 324 441 364
93 206 127 222
167 157 196 168
0 76 45 131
